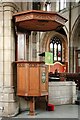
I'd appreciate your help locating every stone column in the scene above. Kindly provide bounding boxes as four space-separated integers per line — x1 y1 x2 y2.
51 2 56 11
68 2 74 72
0 2 19 116
36 32 40 61
29 31 39 61
27 2 33 10
32 32 37 61
0 3 4 116
69 46 74 72
29 32 33 61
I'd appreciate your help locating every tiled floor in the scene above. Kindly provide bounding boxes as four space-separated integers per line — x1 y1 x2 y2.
14 105 79 118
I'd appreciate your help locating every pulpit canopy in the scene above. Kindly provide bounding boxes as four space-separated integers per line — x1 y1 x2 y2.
13 10 67 32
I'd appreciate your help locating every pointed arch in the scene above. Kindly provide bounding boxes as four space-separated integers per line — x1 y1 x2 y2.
71 15 80 47
71 15 80 72
40 31 68 63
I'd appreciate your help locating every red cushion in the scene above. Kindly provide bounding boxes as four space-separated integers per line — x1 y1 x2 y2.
47 104 54 111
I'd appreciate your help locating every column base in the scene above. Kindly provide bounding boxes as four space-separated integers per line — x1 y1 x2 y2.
0 86 19 117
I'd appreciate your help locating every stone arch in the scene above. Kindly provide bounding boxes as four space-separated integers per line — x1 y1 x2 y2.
40 30 68 63
71 15 80 48
71 15 80 72
63 25 69 35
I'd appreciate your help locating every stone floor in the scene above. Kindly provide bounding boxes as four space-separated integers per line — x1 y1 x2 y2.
13 105 79 118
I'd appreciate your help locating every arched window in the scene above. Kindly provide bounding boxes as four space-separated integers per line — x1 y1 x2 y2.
50 36 62 62
56 0 66 11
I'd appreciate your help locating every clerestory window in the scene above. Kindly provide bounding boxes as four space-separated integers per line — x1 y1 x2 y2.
56 0 66 11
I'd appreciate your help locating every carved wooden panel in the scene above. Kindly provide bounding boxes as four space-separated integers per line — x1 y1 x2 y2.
13 10 67 31
16 61 48 97
17 63 27 96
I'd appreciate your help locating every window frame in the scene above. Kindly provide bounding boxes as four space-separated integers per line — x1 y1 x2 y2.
56 0 66 11
50 36 62 62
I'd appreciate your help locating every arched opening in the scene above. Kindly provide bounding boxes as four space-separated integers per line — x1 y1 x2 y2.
40 30 68 73
72 16 80 72
49 36 62 62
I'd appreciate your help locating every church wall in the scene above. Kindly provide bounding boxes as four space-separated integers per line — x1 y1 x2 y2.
0 1 79 116
59 3 80 72
0 2 20 116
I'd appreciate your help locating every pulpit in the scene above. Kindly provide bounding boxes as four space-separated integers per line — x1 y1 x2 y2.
15 61 48 115
13 10 67 115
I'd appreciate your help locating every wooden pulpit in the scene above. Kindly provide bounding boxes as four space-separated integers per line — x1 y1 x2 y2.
13 10 67 116
15 61 48 115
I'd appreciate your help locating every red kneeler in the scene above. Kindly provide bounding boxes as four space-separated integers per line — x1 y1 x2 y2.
47 104 54 111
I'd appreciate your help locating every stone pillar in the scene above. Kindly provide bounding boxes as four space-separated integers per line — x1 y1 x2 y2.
51 2 56 11
27 2 33 10
29 32 39 61
0 2 19 116
36 32 40 61
32 32 37 61
29 32 33 61
69 46 74 72
74 47 77 72
68 2 74 73
0 3 4 116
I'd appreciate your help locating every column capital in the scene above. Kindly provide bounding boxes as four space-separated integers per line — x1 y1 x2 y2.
0 2 19 12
